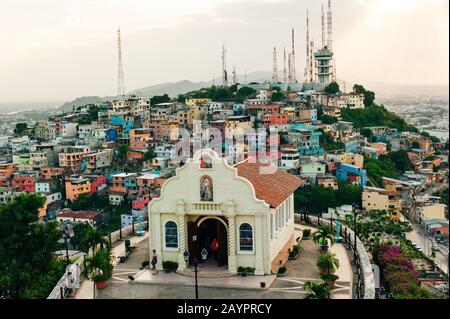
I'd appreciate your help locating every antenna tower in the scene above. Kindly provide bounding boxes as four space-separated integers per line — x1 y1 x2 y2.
272 47 278 83
222 44 228 87
117 27 126 97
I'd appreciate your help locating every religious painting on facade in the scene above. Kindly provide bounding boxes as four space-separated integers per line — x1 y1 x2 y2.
200 175 213 201
200 154 212 169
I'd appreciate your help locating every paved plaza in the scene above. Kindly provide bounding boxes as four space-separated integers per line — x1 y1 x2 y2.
88 224 353 299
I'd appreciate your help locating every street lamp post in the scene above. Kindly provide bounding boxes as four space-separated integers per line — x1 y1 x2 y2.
193 258 199 299
183 250 190 268
352 203 359 262
64 236 69 264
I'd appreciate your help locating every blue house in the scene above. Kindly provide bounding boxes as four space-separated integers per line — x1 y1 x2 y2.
289 124 324 156
335 163 367 186
105 128 118 142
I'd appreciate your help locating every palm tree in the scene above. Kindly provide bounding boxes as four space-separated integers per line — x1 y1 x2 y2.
313 224 334 252
84 248 113 284
317 252 340 275
304 281 331 299
83 229 110 254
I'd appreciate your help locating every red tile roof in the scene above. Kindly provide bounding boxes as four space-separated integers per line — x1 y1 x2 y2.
57 210 101 220
235 160 303 208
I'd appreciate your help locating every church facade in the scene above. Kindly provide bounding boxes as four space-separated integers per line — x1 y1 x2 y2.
148 149 303 275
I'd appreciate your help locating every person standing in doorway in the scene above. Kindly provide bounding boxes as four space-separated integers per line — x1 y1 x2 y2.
211 238 219 262
151 249 159 274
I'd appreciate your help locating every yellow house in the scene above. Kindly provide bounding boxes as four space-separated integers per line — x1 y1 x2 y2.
186 98 211 107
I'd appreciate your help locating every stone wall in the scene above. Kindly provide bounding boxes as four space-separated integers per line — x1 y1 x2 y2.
47 255 85 299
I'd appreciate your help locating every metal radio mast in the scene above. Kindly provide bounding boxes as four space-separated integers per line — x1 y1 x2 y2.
272 47 278 83
117 26 126 97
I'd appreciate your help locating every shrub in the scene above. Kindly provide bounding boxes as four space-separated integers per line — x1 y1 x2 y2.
278 266 287 274
372 244 432 299
162 261 178 272
289 245 302 258
321 273 339 283
237 266 255 274
245 267 255 274
303 229 311 238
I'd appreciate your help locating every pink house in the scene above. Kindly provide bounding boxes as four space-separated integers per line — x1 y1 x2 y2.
132 194 150 209
12 175 35 193
88 175 106 195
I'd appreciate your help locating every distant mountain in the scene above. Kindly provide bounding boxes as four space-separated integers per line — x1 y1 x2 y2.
58 96 107 112
129 71 274 98
130 80 208 98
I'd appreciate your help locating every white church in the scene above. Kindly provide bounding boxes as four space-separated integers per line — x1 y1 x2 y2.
148 149 303 275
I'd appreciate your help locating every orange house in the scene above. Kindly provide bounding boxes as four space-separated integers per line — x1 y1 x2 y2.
129 128 152 150
65 177 91 202
127 149 145 161
0 163 18 179
40 167 65 180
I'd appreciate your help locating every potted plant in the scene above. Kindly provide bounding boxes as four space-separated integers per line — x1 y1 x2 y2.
85 248 113 290
320 274 339 288
302 229 311 240
304 281 331 299
140 260 149 270
288 244 302 260
317 252 339 276
162 261 178 273
277 266 288 277
313 225 334 253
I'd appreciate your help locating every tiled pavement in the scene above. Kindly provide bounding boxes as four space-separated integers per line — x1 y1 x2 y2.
92 224 352 299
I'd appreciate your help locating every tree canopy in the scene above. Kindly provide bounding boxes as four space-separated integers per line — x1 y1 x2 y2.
364 155 397 187
294 183 362 214
14 123 28 136
324 82 340 94
0 193 64 298
236 87 257 100
341 105 418 132
150 94 171 106
352 84 375 107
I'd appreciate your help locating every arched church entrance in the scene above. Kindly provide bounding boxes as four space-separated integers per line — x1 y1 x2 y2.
187 216 228 267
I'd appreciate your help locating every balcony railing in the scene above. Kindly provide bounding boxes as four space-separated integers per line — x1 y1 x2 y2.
190 202 222 213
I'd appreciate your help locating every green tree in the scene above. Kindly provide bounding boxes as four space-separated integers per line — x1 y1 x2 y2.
144 147 155 162
388 150 413 173
271 90 284 102
320 115 338 124
213 87 233 101
0 194 63 298
236 87 257 100
411 141 420 149
150 94 171 106
324 82 340 94
14 123 28 136
319 129 345 151
341 105 418 132
352 84 375 107
116 144 129 161
70 223 94 252
364 155 397 187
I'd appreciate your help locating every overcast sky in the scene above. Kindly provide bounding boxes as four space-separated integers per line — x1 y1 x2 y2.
1 0 448 103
